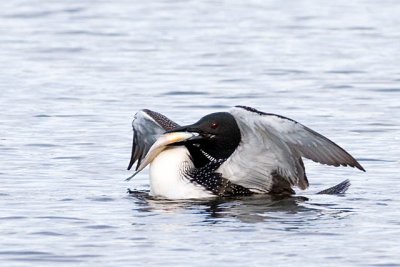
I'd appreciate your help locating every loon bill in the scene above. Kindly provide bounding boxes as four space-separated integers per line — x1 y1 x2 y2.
126 106 365 199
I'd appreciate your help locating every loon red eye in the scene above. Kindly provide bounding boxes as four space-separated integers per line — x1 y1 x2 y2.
210 122 219 129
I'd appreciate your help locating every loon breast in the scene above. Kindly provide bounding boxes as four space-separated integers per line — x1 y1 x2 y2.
149 146 213 199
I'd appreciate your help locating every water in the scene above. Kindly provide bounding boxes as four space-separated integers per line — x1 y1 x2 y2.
1 0 400 266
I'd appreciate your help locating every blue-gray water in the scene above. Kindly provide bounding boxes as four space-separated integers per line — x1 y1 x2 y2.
1 1 400 266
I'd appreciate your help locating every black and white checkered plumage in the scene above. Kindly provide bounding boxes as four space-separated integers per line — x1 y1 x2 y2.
127 106 364 199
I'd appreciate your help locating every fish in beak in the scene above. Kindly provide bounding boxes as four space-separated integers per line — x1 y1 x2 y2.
126 132 199 181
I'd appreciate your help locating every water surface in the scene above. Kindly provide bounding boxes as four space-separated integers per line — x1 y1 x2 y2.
1 1 400 266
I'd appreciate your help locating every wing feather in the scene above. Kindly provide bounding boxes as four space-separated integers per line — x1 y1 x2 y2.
234 106 365 171
217 106 364 193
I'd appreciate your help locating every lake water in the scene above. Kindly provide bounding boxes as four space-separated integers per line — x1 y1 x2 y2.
1 1 400 266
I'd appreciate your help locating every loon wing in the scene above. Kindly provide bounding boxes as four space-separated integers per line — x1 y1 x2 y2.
127 109 179 176
217 106 364 193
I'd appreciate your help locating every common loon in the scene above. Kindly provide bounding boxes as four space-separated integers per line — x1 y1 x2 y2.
126 106 364 199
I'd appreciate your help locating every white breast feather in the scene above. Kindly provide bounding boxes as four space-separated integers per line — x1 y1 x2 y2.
149 146 213 199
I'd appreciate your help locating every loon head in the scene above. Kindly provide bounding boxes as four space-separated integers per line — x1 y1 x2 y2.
166 112 241 165
127 112 241 180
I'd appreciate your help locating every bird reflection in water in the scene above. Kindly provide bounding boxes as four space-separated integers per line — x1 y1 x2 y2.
127 189 352 224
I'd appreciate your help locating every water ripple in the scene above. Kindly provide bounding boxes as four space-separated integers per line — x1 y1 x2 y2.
1 0 399 266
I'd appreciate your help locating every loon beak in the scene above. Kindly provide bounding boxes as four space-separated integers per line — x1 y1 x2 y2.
126 132 198 181
165 124 214 140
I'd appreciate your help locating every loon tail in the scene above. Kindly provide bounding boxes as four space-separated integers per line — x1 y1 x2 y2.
317 179 350 195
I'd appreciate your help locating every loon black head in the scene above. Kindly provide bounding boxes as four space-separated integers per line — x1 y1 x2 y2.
166 112 241 166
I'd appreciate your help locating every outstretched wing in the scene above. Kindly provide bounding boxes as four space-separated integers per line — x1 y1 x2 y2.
127 109 179 173
217 106 364 193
